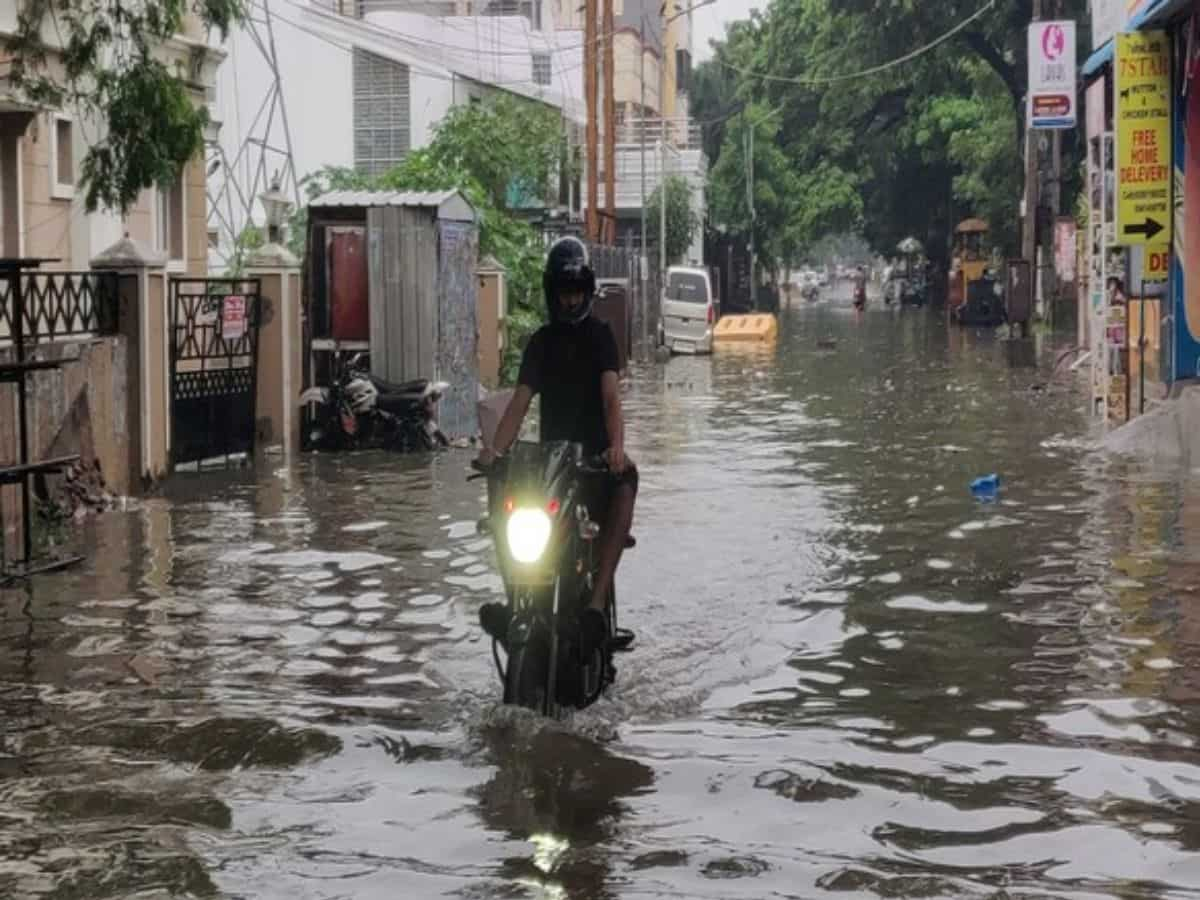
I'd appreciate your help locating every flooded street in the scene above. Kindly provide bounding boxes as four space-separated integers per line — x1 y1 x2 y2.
6 300 1200 899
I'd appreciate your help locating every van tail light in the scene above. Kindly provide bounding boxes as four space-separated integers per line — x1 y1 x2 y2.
707 304 715 325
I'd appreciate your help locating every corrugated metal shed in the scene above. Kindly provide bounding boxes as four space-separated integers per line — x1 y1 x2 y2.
309 190 476 222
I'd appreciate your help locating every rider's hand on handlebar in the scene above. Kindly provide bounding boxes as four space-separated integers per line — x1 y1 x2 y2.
604 445 627 474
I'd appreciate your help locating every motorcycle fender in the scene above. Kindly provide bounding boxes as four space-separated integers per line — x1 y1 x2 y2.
423 381 451 401
298 387 329 406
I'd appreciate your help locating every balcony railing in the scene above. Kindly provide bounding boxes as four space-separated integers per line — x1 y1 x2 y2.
615 118 703 150
0 271 120 346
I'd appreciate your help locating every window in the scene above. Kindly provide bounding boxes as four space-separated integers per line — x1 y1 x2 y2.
675 48 692 94
156 173 185 264
353 48 411 177
483 0 540 29
531 53 552 86
666 271 708 304
51 116 74 198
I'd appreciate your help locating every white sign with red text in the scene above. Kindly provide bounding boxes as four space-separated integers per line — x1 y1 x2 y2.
1029 21 1078 129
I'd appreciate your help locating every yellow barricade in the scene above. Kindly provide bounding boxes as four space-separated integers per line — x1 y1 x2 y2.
713 314 778 344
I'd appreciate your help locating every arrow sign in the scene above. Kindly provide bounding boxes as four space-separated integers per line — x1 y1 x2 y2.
1123 217 1164 241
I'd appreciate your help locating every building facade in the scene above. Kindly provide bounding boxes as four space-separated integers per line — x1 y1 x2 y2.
0 6 220 274
1081 0 1199 424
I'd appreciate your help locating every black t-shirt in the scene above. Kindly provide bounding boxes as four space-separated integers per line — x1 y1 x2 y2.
517 317 619 454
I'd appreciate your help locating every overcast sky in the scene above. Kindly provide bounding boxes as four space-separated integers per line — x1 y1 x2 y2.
692 0 764 61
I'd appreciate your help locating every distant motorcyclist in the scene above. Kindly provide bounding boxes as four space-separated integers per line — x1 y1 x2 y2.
852 265 868 310
475 237 638 655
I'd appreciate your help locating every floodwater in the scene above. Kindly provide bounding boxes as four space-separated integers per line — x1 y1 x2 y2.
5 293 1200 900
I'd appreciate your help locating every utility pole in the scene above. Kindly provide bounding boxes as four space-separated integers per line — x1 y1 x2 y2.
639 16 649 352
603 0 616 244
585 0 599 242
1021 0 1043 275
658 0 671 287
746 116 756 311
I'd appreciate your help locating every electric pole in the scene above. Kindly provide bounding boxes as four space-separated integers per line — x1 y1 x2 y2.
658 0 673 288
639 16 649 351
585 0 599 242
603 0 616 244
1021 0 1043 274
746 116 756 312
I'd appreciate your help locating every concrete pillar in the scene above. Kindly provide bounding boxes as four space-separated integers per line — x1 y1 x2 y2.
91 235 170 491
246 244 302 457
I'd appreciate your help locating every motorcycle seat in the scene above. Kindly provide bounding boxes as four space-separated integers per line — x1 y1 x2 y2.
375 393 424 416
369 374 428 396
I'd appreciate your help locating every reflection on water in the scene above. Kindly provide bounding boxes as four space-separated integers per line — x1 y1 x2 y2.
4 304 1200 897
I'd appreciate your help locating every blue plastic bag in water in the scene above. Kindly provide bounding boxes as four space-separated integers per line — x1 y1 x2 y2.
970 474 1000 500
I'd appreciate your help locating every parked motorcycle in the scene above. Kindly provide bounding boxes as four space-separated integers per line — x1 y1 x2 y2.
298 353 449 452
471 441 635 718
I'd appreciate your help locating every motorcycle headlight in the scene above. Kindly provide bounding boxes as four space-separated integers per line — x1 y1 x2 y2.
507 508 553 564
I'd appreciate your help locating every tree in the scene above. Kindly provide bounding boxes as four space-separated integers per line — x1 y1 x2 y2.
646 176 700 266
420 94 569 211
4 1 245 214
694 0 1087 266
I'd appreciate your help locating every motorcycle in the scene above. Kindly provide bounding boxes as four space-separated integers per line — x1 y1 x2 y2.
471 441 635 718
801 283 820 303
298 353 449 452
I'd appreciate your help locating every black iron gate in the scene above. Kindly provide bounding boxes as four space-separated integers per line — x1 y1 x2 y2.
169 278 261 469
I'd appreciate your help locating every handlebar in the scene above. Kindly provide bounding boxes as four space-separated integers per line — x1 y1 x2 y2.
467 452 614 481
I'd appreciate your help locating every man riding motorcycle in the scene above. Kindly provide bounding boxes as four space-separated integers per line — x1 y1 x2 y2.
475 237 638 656
852 265 868 310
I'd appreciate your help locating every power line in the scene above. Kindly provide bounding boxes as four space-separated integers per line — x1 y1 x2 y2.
260 0 588 91
715 0 996 87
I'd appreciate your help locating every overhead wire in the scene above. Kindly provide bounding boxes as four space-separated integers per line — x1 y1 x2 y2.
258 0 590 90
713 0 997 87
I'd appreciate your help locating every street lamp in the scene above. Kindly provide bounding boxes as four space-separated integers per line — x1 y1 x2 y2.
259 176 292 246
249 173 299 268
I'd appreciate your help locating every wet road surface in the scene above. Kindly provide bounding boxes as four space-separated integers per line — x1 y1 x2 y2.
5 297 1200 899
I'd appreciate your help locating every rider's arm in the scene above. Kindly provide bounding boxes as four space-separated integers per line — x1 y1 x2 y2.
482 331 542 461
601 371 626 473
491 386 533 454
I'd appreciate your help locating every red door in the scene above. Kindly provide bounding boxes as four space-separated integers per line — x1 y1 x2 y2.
328 227 369 342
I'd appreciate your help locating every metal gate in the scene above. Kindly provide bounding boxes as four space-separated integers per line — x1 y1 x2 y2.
169 278 261 468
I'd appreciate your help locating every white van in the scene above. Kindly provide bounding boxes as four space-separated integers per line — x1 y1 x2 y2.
660 266 719 355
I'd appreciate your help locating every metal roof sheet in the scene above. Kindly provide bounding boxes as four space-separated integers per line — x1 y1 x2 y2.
308 189 476 221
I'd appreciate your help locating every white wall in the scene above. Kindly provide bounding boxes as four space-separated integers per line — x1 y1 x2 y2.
366 11 583 119
209 4 581 266
213 12 354 193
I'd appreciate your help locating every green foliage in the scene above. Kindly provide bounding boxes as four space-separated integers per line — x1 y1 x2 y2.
294 95 560 384
646 176 700 265
696 0 1087 268
4 0 246 214
225 224 264 277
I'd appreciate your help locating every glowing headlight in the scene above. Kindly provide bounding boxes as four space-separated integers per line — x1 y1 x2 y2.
507 508 553 564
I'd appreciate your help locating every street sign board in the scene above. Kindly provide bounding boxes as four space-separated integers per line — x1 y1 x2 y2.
1028 21 1077 129
1143 244 1170 283
1115 31 1172 246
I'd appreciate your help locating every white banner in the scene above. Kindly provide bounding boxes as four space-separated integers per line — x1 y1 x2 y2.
1029 21 1078 129
1091 0 1126 49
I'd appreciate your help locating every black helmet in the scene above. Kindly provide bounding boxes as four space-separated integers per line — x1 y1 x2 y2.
543 236 596 325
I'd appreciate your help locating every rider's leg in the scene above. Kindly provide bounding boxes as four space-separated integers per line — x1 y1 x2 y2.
589 467 638 612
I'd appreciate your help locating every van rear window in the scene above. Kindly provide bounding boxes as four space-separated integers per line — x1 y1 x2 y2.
667 272 708 303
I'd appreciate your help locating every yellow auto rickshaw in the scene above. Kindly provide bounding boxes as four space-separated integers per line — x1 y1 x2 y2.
948 218 989 310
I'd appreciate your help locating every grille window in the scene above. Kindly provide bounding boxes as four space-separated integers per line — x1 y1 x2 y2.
531 53 552 86
353 48 411 177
